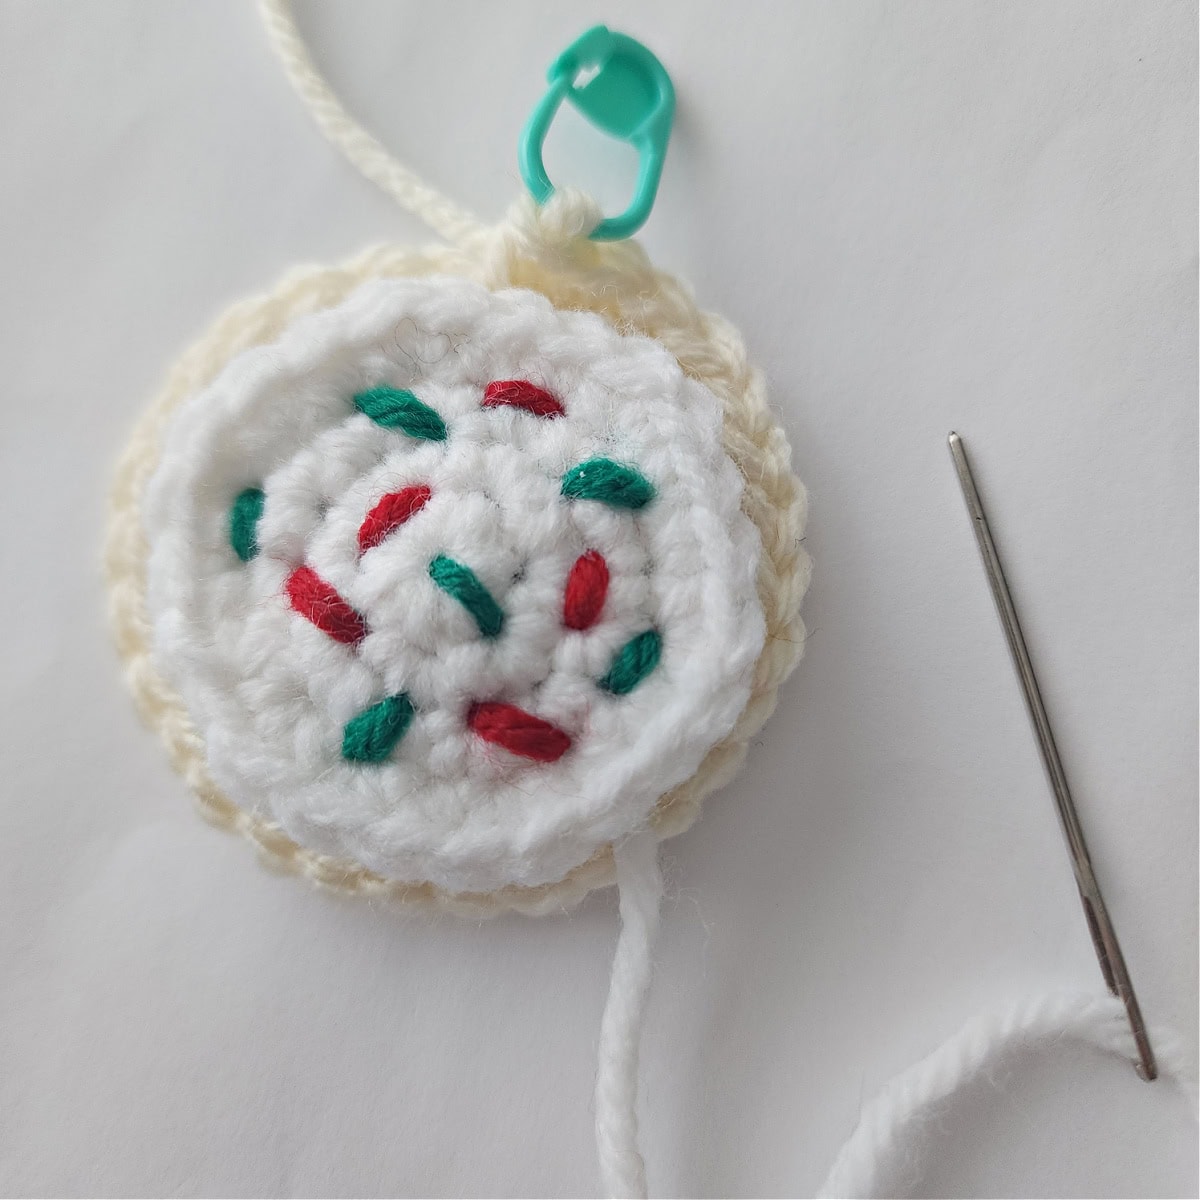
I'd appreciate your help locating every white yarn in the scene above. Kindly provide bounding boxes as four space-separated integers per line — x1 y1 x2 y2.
595 908 1196 1200
597 830 664 1200
257 0 486 245
817 989 1197 1198
143 275 764 895
597 858 1198 1199
596 837 1197 1200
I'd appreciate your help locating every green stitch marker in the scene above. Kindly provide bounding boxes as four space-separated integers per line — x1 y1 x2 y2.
519 25 675 241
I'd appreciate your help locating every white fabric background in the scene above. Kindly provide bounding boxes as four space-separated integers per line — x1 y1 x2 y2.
0 2 1195 1196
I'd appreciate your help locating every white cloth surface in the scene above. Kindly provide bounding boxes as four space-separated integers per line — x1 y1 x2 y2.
0 1 1195 1196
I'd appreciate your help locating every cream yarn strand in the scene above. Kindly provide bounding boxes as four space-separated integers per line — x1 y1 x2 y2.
257 0 487 245
597 831 664 1199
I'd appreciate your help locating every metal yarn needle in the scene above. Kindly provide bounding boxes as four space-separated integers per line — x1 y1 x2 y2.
947 431 1157 1081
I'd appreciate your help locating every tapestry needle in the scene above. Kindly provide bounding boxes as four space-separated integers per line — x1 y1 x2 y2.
947 431 1157 1081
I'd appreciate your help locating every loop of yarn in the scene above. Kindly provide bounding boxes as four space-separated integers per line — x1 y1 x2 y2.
816 988 1197 1199
600 845 1197 1200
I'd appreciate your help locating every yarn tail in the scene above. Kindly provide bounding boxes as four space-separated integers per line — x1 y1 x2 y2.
816 989 1197 1199
596 830 663 1199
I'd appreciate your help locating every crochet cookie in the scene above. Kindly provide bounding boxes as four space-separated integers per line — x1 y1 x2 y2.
140 277 764 896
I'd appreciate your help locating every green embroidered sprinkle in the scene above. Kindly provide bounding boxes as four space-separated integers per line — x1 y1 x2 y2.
561 459 655 509
354 386 447 441
599 630 662 695
342 693 415 763
229 487 265 562
428 555 505 639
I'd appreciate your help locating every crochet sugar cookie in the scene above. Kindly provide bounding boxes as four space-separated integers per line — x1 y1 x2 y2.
103 11 812 1192
108 195 809 913
142 275 762 896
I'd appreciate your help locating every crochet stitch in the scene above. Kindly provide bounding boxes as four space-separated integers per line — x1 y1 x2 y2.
467 701 573 763
357 484 432 553
354 385 448 440
563 549 609 631
342 692 415 763
562 458 656 509
482 379 565 418
599 630 662 696
427 554 506 640
229 487 264 562
285 564 368 646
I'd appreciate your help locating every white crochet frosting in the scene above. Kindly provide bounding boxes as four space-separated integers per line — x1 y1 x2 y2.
143 276 764 894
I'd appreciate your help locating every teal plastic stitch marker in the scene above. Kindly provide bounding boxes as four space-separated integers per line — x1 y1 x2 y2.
519 25 675 241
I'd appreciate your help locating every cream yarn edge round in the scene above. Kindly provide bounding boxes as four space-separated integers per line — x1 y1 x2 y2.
105 193 812 918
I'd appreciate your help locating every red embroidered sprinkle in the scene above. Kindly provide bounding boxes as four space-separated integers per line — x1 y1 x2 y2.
467 702 572 763
358 484 432 552
286 566 367 645
482 380 565 418
562 550 609 631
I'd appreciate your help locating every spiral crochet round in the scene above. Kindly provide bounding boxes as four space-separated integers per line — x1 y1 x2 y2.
105 191 811 916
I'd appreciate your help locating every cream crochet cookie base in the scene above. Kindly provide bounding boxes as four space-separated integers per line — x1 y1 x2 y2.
107 193 811 916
